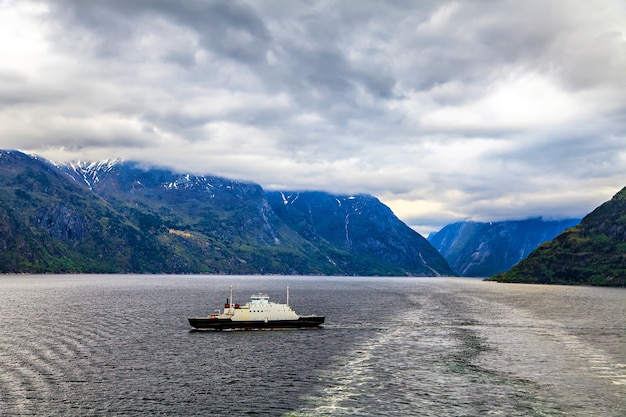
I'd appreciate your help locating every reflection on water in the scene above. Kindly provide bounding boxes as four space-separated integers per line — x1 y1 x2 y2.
0 275 623 416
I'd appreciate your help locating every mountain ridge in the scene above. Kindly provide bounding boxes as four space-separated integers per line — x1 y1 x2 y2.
268 191 454 276
0 150 453 276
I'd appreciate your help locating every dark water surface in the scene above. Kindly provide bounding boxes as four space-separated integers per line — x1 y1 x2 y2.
0 275 623 416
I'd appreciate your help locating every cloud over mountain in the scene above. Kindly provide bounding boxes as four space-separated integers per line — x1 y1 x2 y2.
1 0 625 234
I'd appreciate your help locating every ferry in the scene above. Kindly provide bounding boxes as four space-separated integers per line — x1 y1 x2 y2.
188 287 325 331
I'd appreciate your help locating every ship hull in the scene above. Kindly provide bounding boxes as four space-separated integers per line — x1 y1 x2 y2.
188 316 325 331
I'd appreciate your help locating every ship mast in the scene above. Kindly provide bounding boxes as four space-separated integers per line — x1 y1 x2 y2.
286 286 289 306
229 285 233 314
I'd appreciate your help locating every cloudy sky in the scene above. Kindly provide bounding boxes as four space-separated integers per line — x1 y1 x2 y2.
1 0 625 235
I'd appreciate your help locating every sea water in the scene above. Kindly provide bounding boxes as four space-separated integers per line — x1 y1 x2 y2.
0 275 623 416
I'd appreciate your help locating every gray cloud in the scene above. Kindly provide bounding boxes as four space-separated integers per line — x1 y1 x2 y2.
1 0 625 234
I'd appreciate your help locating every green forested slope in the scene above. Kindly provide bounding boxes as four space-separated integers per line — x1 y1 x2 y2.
490 187 626 286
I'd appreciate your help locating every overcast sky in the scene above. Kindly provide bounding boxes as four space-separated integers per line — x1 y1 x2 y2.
1 0 625 235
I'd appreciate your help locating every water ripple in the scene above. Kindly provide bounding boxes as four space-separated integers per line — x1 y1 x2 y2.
0 276 623 416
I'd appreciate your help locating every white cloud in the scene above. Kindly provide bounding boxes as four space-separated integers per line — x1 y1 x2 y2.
0 2 51 78
419 73 586 133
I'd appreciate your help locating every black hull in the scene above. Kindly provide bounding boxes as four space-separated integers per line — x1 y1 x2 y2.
188 316 325 331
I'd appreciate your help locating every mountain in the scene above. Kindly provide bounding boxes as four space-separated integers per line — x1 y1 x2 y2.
0 150 170 272
428 218 580 277
267 191 454 276
0 150 453 276
490 187 626 286
62 159 333 275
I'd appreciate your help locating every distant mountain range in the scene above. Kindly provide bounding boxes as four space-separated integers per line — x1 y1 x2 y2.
428 218 580 277
4 149 624 286
490 187 626 286
0 150 453 276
